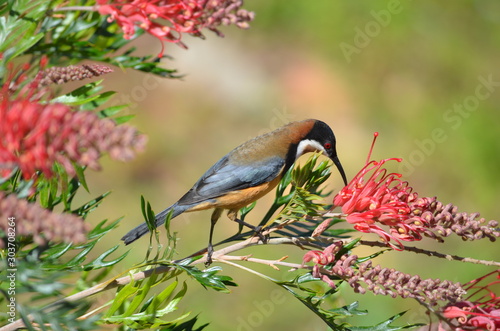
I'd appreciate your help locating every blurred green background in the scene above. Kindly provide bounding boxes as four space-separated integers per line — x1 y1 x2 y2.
77 1 500 329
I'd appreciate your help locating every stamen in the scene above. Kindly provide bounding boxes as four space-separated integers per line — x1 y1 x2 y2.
366 132 379 165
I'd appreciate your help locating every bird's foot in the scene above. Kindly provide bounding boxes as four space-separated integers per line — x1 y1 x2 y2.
230 214 269 243
253 225 269 244
205 244 214 267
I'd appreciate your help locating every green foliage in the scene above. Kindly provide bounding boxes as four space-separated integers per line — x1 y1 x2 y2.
18 301 100 331
0 0 48 63
100 260 234 329
259 153 332 227
102 277 191 329
175 262 238 293
349 311 424 331
0 217 126 328
274 270 422 330
263 154 352 242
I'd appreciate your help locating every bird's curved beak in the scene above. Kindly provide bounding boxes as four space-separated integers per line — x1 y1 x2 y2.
332 156 348 186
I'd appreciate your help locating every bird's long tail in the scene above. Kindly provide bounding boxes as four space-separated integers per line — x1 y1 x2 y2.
121 203 188 245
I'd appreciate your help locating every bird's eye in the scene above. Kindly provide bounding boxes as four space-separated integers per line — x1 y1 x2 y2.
324 143 332 149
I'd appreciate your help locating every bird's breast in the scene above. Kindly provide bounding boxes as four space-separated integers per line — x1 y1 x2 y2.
212 175 283 210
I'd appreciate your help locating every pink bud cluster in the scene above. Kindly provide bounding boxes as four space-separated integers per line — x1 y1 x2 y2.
303 242 466 304
37 64 113 86
0 192 88 247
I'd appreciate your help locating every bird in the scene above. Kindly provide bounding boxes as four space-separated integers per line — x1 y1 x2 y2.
122 119 348 263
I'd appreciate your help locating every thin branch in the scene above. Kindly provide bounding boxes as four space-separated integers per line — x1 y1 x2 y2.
217 255 309 271
218 258 279 282
52 6 96 12
359 240 500 267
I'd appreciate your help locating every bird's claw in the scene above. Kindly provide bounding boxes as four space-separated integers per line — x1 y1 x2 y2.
253 225 269 243
205 244 214 267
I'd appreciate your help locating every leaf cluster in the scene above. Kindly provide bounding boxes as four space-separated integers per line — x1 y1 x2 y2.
0 0 177 77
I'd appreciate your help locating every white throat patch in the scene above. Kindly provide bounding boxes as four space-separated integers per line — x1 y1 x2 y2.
296 139 327 159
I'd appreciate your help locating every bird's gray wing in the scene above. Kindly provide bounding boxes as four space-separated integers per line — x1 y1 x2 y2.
176 155 285 206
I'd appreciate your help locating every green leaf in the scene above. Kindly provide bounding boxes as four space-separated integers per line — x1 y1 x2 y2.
73 163 89 193
349 311 424 331
280 284 350 330
102 277 199 329
329 302 368 317
141 195 157 233
51 92 102 106
122 275 161 316
176 264 237 293
0 0 49 60
51 81 104 106
144 280 181 315
114 114 136 124
98 104 128 118
73 191 111 218
15 179 33 199
239 201 256 221
83 245 128 271
79 90 116 110
167 315 209 331
87 218 122 240
104 278 138 317
66 240 98 267
37 176 60 209
43 243 73 260
6 32 44 60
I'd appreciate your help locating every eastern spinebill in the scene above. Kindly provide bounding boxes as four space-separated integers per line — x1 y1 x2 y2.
122 119 348 263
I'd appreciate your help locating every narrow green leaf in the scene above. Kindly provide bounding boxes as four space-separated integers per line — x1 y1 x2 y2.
329 302 368 317
83 245 128 270
73 163 89 192
176 264 237 292
73 191 111 218
349 311 424 331
87 218 122 239
7 32 44 60
80 91 116 110
114 114 136 124
145 280 179 315
104 279 138 317
122 275 159 316
98 105 128 118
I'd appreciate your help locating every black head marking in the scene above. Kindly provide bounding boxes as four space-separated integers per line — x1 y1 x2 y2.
304 120 337 159
304 120 348 186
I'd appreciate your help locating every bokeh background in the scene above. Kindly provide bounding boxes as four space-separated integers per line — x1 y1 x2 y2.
77 1 500 329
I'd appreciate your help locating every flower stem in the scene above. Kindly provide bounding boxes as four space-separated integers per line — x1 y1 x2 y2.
360 240 500 267
218 255 309 271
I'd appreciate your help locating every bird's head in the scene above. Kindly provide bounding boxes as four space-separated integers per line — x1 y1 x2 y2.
295 120 348 186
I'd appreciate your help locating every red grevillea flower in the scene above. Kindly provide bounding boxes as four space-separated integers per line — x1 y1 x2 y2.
96 0 254 56
440 269 500 330
0 62 147 179
303 242 344 288
332 158 433 249
330 136 498 249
